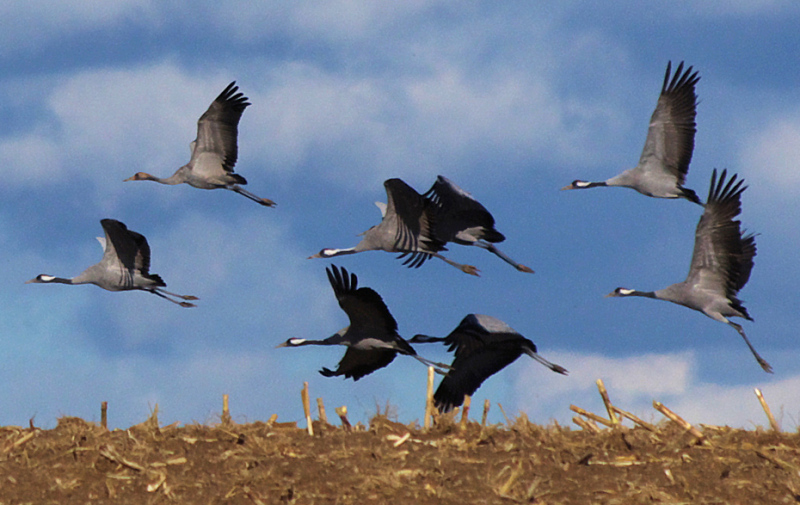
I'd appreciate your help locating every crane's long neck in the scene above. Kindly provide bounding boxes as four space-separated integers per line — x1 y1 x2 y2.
323 247 358 257
409 334 446 344
126 170 185 185
627 290 657 299
611 288 657 299
288 332 347 347
147 172 184 185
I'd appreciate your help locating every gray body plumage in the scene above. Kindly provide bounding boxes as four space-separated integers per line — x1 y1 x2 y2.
563 61 701 204
277 265 449 380
124 82 275 207
607 169 768 372
411 314 567 413
423 175 534 273
27 219 197 307
309 179 479 275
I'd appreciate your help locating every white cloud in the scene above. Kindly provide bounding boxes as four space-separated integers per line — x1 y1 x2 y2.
741 115 800 193
1 62 259 201
515 351 800 429
252 60 625 190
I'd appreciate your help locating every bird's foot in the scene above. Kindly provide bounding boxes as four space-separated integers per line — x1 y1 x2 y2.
260 198 277 207
758 357 774 374
462 265 481 277
179 302 197 308
517 264 535 274
182 295 200 300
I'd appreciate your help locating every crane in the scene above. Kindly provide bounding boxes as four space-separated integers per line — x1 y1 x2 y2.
26 219 198 307
423 175 534 273
606 169 770 372
411 314 567 413
277 265 450 380
309 178 480 276
124 81 275 207
562 61 701 204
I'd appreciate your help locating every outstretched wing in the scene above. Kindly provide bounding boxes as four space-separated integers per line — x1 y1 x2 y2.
319 348 397 381
99 219 137 271
431 314 530 412
383 178 445 268
100 219 165 286
686 169 755 299
190 81 251 173
434 346 523 413
423 175 504 243
327 265 398 334
637 61 700 184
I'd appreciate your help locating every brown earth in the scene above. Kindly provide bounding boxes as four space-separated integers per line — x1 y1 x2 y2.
1 411 799 504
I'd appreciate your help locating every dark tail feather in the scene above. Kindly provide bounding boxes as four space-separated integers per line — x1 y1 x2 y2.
680 186 703 205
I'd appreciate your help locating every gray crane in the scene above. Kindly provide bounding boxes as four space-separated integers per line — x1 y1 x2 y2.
277 265 449 380
308 178 480 276
423 175 534 273
562 61 701 204
411 314 567 413
124 81 275 207
606 169 770 372
26 219 198 307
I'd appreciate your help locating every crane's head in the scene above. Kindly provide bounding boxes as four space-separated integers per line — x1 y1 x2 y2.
562 180 588 190
276 338 307 348
605 287 636 297
561 180 606 190
307 248 340 259
124 172 156 182
25 274 56 284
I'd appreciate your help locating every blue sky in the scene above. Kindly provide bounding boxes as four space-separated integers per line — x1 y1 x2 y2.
3 2 799 430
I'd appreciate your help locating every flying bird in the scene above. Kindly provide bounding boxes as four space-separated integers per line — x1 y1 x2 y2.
277 265 450 380
423 175 534 273
606 169 769 372
411 314 567 413
309 178 480 276
26 219 198 307
124 81 275 207
562 61 701 204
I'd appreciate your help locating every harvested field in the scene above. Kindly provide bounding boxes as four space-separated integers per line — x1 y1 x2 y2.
1 391 799 505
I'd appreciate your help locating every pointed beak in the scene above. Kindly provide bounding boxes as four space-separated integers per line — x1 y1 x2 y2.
604 291 619 298
275 342 289 348
560 183 575 191
24 278 36 284
307 253 321 259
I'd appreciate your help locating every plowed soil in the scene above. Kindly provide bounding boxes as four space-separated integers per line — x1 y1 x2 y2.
1 413 798 504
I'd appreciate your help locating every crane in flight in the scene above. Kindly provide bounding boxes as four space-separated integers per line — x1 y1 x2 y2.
125 81 275 207
27 219 198 307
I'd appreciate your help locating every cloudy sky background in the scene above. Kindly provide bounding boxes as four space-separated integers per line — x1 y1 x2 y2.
2 2 799 430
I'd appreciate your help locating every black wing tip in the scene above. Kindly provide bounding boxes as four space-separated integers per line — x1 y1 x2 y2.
217 80 251 108
432 391 463 414
663 60 700 94
708 168 746 205
326 264 357 294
